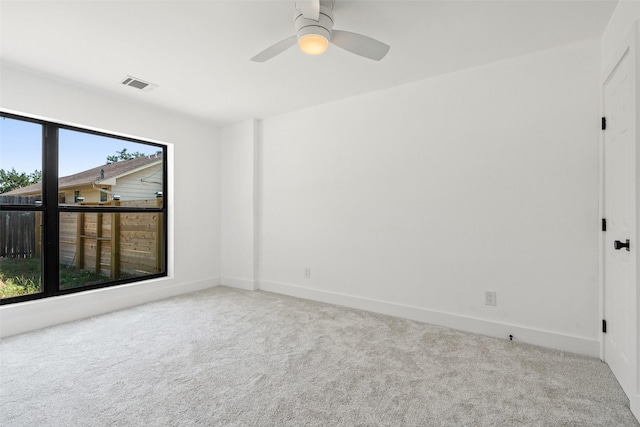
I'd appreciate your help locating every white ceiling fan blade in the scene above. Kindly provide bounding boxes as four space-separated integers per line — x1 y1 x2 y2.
330 30 390 61
251 36 297 62
295 0 320 21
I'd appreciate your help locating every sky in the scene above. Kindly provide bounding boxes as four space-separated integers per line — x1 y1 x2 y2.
0 116 161 177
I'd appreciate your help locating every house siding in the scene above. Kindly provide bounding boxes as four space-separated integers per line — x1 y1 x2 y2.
113 165 162 201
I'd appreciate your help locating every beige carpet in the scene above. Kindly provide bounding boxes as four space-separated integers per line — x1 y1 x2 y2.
1 286 637 426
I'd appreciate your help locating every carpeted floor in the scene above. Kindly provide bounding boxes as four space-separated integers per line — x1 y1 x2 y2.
0 286 638 426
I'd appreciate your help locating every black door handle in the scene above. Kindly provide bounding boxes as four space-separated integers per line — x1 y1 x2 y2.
614 239 630 251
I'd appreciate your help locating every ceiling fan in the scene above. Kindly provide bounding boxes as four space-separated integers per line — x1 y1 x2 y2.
251 0 390 62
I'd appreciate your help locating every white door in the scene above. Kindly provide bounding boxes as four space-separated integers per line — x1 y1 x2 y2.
603 44 637 400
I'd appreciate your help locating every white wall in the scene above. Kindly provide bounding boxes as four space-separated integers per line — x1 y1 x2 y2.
0 62 221 337
220 120 257 290
258 39 601 356
602 1 640 69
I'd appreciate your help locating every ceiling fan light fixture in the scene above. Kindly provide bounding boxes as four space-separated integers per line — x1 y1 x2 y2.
298 34 329 55
251 0 390 62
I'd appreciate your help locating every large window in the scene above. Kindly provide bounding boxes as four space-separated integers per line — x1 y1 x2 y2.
0 113 167 304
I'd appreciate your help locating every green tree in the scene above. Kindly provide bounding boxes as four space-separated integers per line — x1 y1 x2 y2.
106 148 145 164
0 168 42 194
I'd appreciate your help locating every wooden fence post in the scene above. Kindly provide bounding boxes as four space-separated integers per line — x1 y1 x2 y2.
155 196 163 273
95 212 103 274
111 202 121 279
76 212 84 269
35 211 42 258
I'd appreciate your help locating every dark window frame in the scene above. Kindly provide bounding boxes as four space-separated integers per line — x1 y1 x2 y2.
0 112 168 305
100 187 108 203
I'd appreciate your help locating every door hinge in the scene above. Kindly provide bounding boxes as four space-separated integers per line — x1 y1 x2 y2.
602 117 607 130
602 319 607 333
602 218 607 231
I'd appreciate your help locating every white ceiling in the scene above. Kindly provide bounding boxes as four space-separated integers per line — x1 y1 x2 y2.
0 0 617 127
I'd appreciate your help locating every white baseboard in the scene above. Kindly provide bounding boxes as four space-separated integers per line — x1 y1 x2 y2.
0 276 220 338
221 276 257 291
259 280 600 358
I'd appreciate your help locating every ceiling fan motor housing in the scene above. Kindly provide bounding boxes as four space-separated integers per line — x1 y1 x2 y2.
294 4 334 42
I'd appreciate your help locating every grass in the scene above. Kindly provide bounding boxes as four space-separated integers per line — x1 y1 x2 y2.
58 265 111 290
0 257 110 299
0 257 41 298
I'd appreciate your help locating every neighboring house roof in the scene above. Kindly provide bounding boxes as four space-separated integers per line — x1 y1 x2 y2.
3 152 163 196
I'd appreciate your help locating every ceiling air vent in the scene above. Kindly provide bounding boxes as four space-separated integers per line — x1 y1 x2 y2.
121 75 157 92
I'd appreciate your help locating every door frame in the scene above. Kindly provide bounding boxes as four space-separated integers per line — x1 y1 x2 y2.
599 19 640 421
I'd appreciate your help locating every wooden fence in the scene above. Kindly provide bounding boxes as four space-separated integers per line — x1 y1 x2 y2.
1 196 162 278
0 196 41 258
0 211 40 258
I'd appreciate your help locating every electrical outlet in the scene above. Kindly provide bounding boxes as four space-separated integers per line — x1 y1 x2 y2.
485 291 496 306
304 268 311 279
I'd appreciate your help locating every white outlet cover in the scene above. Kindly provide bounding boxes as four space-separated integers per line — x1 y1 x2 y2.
485 291 496 306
